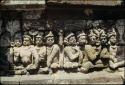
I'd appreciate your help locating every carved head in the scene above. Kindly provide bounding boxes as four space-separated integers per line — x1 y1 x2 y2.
95 37 101 46
89 32 97 45
100 32 108 45
77 31 87 45
35 33 44 46
66 33 76 45
108 30 117 45
14 38 22 47
45 31 54 46
23 35 32 46
109 35 117 45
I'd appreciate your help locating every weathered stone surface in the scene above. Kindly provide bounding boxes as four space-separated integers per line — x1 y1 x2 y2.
0 75 21 85
20 75 53 84
0 1 125 85
47 0 123 6
117 46 125 61
1 70 124 84
1 0 45 5
52 70 124 84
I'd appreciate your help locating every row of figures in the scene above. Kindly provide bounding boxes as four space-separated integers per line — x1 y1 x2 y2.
8 29 125 75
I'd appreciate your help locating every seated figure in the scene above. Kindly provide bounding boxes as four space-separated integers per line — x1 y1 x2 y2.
18 34 39 74
9 37 23 70
99 32 111 66
108 29 125 70
76 31 88 72
45 31 60 74
9 34 39 75
34 33 49 74
63 32 83 71
80 32 102 73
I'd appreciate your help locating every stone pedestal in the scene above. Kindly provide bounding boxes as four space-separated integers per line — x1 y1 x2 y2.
0 69 124 84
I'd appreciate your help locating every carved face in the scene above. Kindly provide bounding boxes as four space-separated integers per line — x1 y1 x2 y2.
69 36 76 45
109 36 116 44
89 36 96 45
78 36 86 45
14 39 22 47
95 38 101 46
36 37 43 46
100 37 107 45
23 37 31 46
46 37 54 46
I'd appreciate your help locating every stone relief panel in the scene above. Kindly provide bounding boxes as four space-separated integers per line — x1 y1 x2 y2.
0 13 125 75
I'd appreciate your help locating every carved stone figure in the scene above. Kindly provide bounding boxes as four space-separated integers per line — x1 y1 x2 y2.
0 19 125 76
108 29 118 64
77 31 88 72
64 33 82 71
80 32 102 73
91 20 105 37
17 34 39 74
34 33 49 74
99 32 111 67
9 37 22 70
108 29 125 69
45 31 60 74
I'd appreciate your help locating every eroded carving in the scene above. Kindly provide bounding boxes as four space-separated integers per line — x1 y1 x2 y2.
63 32 83 72
0 20 124 75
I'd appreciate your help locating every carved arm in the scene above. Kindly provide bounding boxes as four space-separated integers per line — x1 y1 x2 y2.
47 45 60 67
64 47 79 62
85 45 98 61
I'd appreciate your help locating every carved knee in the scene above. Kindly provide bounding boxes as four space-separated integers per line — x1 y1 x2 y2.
64 62 71 68
82 61 94 69
50 63 59 69
72 62 79 68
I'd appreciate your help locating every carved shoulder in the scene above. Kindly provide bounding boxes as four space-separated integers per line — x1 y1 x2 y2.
52 44 60 51
85 45 92 50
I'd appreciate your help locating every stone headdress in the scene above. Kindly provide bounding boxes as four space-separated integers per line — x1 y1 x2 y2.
64 32 75 40
100 32 107 38
45 31 54 39
89 31 98 37
108 28 117 38
36 32 44 38
64 32 75 45
77 31 86 39
23 34 32 40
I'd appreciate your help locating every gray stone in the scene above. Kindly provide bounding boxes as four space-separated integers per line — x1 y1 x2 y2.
20 75 53 84
47 0 122 6
0 75 21 85
0 71 125 84
1 70 123 84
52 71 124 84
2 0 45 5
